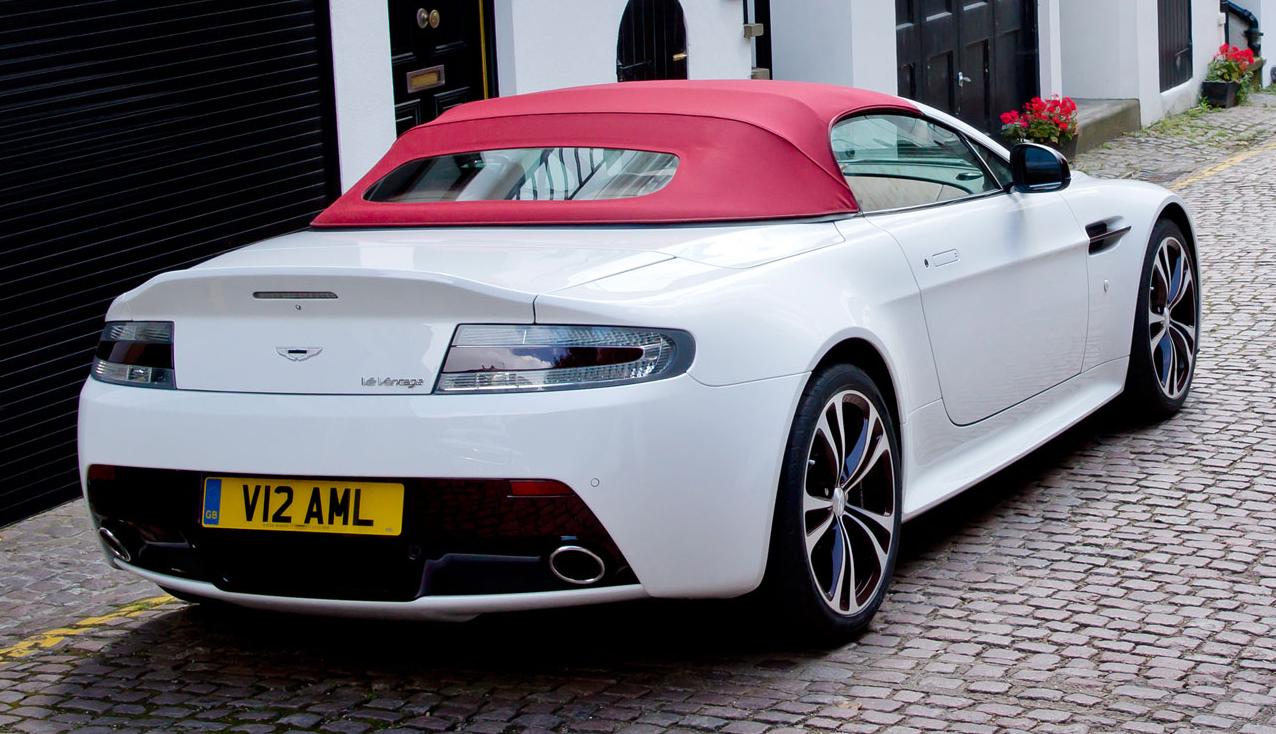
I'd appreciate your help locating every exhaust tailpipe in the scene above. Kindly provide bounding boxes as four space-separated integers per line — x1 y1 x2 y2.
548 545 606 585
98 527 132 563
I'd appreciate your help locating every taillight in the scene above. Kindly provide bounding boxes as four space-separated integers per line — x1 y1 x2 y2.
91 321 175 389
434 325 694 394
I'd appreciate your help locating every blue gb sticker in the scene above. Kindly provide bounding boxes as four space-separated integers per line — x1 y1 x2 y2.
202 478 221 525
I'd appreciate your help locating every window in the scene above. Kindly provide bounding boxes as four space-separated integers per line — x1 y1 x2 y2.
366 147 678 203
831 114 1003 212
1158 0 1193 91
970 140 1014 188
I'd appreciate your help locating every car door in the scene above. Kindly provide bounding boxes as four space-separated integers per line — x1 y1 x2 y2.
833 113 1089 426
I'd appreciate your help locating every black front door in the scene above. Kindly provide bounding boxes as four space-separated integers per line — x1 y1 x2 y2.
388 0 495 135
896 0 1037 132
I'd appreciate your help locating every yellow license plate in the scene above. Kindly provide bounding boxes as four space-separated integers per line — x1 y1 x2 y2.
201 476 403 536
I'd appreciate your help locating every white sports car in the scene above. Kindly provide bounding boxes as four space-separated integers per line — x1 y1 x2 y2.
79 81 1199 640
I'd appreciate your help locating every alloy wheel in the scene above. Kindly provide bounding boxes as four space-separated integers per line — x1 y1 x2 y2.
801 390 896 616
1148 236 1197 400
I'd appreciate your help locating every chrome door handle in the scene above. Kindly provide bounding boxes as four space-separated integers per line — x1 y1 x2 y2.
958 71 972 87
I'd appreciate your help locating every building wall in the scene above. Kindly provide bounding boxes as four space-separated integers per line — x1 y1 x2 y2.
328 0 752 190
327 0 1229 188
1060 0 1223 125
1169 0 1228 116
329 0 397 191
494 0 752 95
1228 0 1273 83
1038 0 1064 97
767 0 896 93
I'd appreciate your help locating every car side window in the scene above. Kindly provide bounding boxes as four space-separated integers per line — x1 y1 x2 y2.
970 139 1014 188
831 114 1003 212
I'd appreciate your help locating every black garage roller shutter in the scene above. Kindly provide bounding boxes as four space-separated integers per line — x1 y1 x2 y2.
0 1 341 526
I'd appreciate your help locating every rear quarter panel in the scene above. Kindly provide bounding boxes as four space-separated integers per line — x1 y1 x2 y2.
534 219 942 419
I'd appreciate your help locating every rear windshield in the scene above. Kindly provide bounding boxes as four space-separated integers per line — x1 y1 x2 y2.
365 147 679 203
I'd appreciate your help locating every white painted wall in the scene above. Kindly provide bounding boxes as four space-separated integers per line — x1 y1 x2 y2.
1059 0 1225 125
326 0 751 189
1230 0 1274 82
494 0 752 95
326 0 1234 186
1060 1 1144 100
494 0 624 94
327 0 397 191
682 0 755 80
767 0 895 93
1038 0 1064 97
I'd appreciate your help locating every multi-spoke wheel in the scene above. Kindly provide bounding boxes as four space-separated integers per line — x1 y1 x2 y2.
1124 219 1199 417
761 364 901 642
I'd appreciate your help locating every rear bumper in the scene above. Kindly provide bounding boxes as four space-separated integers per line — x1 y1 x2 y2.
122 562 648 621
78 373 806 610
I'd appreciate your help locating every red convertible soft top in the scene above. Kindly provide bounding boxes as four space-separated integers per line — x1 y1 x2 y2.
312 80 917 227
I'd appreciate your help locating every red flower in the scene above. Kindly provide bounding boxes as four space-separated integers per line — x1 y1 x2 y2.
1001 95 1077 144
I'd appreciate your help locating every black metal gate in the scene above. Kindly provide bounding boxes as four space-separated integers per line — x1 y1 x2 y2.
617 0 689 82
896 0 1038 132
1159 0 1194 90
0 0 341 526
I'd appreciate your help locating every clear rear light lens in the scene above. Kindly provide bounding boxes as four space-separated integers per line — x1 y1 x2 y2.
435 325 694 393
91 321 175 389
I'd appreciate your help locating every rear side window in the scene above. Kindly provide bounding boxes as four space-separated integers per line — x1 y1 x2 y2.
831 114 1002 212
366 147 679 203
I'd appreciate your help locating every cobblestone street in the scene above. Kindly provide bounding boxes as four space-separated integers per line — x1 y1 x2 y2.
3 98 1276 734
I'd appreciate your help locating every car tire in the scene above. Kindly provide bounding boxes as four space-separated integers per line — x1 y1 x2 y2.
1122 219 1199 420
760 364 902 644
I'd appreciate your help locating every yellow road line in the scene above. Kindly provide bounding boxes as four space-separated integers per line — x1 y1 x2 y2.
1170 139 1276 191
0 595 174 663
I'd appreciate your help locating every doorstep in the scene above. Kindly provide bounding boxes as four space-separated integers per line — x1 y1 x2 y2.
1074 98 1142 154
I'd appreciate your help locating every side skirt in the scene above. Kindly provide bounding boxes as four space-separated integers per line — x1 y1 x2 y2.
900 357 1128 520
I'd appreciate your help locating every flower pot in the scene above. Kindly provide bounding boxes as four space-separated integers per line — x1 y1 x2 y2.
1045 137 1077 160
1202 80 1240 108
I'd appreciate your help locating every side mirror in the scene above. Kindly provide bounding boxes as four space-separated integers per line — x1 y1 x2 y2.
1010 143 1071 193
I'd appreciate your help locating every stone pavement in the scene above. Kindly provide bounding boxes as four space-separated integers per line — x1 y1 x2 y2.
2 98 1276 734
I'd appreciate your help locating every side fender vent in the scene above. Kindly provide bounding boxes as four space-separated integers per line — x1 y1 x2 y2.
1086 220 1132 255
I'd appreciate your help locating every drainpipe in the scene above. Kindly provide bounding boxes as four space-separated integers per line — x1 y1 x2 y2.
1222 0 1263 57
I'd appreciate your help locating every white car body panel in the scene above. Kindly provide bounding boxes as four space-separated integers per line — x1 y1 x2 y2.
901 357 1127 517
537 218 941 405
1058 177 1194 370
79 98 1197 619
79 373 806 598
859 190 1090 425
